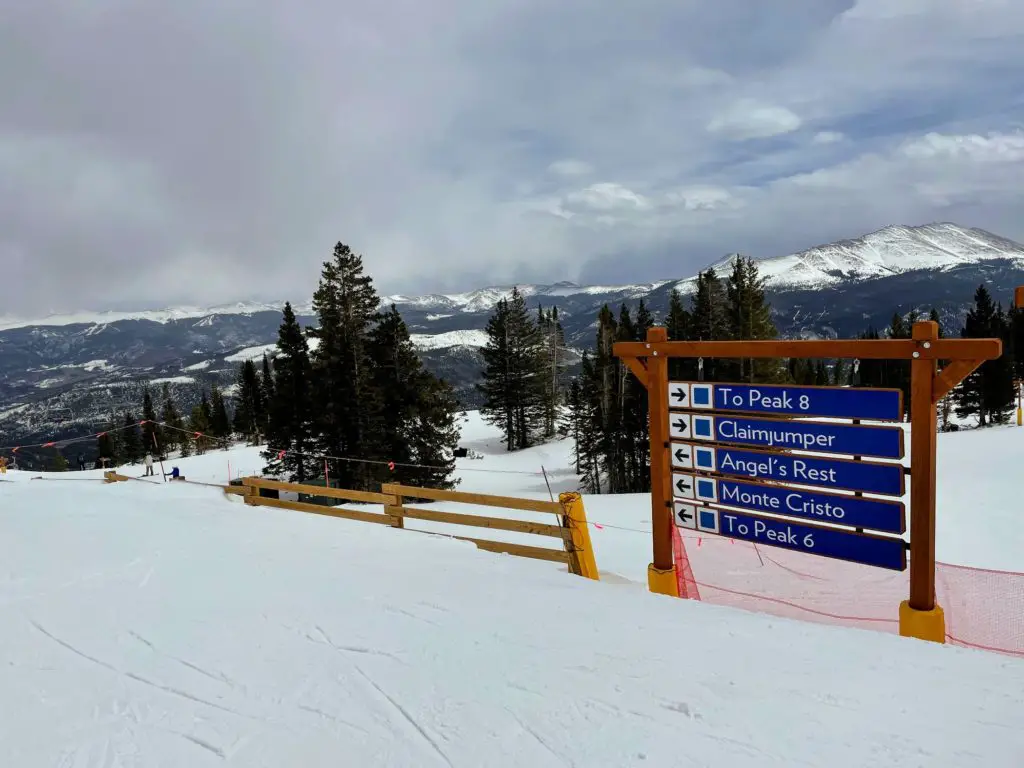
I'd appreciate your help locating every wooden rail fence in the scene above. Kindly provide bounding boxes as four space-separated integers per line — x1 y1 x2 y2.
234 476 598 580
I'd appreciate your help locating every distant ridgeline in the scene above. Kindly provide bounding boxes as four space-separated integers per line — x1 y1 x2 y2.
3 222 1024 472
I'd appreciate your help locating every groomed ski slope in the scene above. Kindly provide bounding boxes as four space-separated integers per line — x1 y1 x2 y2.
2 414 1023 765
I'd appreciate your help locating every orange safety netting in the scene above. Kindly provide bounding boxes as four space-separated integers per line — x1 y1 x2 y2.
673 527 1024 658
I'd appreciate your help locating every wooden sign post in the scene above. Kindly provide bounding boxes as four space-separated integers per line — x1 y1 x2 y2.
615 323 1001 644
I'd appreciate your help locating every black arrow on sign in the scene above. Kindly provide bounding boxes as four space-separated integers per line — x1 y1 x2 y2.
671 387 687 403
676 477 692 495
677 506 694 525
674 448 689 463
672 419 688 434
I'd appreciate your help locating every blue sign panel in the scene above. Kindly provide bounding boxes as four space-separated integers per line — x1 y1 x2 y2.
668 381 903 421
671 472 905 534
684 413 904 459
678 443 905 497
698 508 906 571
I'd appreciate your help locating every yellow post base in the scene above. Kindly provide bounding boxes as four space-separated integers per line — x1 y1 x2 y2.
559 492 600 581
898 600 946 644
648 564 680 597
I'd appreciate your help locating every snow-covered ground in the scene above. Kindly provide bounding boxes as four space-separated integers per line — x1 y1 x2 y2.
2 413 1023 765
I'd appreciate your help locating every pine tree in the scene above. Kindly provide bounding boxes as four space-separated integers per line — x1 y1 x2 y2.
573 351 603 493
885 312 912 420
1011 305 1024 382
97 424 119 468
263 302 315 481
209 384 231 442
537 305 568 438
160 384 187 458
369 305 430 485
618 304 651 492
813 360 830 385
562 377 584 472
1011 304 1024 420
477 288 545 450
855 326 883 388
990 304 1016 424
832 358 849 386
690 268 729 380
305 243 383 489
188 392 214 454
408 376 462 490
956 285 1016 425
589 306 634 492
366 305 462 489
140 387 158 456
232 359 263 444
725 257 785 382
260 353 275 437
788 358 813 385
666 288 695 381
928 308 954 430
121 411 142 464
478 297 515 449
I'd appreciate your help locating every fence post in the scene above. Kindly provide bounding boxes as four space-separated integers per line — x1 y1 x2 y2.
385 489 405 528
241 476 258 506
558 492 599 580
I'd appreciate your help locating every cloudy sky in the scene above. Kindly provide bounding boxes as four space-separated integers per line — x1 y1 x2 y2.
2 0 1023 315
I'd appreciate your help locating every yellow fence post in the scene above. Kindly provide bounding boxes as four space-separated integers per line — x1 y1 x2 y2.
241 476 258 505
559 492 599 581
385 488 405 528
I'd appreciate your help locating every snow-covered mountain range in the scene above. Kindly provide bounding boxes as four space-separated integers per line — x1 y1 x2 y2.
3 222 1024 462
4 222 1021 333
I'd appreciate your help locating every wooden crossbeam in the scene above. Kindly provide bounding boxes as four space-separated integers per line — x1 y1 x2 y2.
933 359 985 403
613 337 1001 361
621 357 650 389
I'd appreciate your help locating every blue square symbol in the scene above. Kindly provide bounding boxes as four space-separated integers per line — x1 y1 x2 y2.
695 418 713 438
696 449 714 469
693 387 711 406
698 510 716 529
697 479 715 498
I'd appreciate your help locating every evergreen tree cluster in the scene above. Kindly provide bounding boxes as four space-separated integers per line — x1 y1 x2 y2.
97 381 234 467
257 243 462 490
475 288 570 452
852 286 1020 426
563 258 785 493
954 285 1019 426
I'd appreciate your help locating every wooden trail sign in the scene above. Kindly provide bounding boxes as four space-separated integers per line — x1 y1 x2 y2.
614 322 1002 644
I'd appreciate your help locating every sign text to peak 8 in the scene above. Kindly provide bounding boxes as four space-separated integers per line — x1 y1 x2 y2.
668 381 902 422
673 504 906 571
671 441 905 497
667 412 903 460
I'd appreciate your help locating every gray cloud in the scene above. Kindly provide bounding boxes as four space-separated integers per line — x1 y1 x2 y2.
2 0 1023 317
